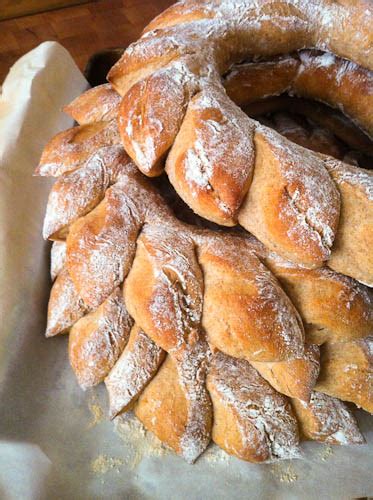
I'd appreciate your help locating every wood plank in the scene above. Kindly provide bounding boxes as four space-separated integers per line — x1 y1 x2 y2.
0 0 91 21
0 0 174 83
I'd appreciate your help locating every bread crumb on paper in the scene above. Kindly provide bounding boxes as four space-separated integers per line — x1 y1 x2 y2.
91 454 124 475
113 414 168 469
319 445 333 462
87 392 104 428
271 463 298 483
202 445 230 464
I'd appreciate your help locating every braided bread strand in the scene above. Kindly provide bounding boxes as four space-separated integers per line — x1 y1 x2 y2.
106 0 373 275
42 50 373 283
40 141 372 461
37 38 373 461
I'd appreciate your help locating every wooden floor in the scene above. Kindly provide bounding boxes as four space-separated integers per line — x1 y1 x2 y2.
0 0 174 83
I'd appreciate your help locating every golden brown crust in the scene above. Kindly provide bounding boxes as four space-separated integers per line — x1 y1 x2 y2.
165 87 255 225
164 88 341 262
207 351 300 462
105 325 165 418
43 146 133 240
233 112 373 286
63 83 121 125
238 128 340 268
135 343 212 463
291 391 364 445
124 223 203 353
35 120 120 177
66 181 145 309
196 233 305 363
118 65 196 176
46 268 89 337
225 56 300 107
142 1 214 34
325 159 373 286
315 338 373 413
226 51 373 138
110 1 373 101
45 153 370 422
293 51 373 138
69 288 133 389
143 1 373 69
49 154 371 410
134 355 190 458
251 237 373 344
251 344 320 402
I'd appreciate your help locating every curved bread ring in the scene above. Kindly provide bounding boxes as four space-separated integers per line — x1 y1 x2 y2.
110 0 373 100
225 51 373 139
110 0 372 268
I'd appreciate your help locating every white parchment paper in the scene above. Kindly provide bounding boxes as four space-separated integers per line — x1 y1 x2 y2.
0 41 372 500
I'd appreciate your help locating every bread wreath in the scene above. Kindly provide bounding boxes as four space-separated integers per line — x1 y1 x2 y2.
106 0 373 271
36 5 373 459
43 147 370 459
38 136 372 462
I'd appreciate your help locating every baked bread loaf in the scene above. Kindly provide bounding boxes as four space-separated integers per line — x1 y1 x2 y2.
103 0 373 278
37 0 373 464
46 58 373 284
39 137 371 461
